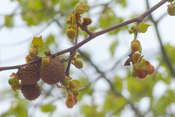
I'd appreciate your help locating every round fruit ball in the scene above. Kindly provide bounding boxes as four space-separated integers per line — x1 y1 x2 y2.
18 63 41 85
21 83 41 101
40 57 65 85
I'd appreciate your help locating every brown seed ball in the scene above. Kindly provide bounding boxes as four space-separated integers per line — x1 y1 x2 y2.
18 63 41 85
21 83 41 101
40 57 65 85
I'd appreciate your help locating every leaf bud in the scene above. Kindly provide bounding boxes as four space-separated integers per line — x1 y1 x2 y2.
74 59 83 69
29 48 39 58
131 40 141 52
66 29 77 40
73 90 79 97
131 25 137 31
62 78 70 87
129 30 133 34
8 78 19 86
42 56 50 66
44 50 51 56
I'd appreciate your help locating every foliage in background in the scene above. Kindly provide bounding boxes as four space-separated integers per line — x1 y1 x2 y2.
1 0 175 117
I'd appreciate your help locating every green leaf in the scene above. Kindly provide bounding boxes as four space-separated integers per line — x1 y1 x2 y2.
109 40 118 57
60 0 79 12
81 104 104 117
153 90 175 115
99 8 127 35
77 77 93 100
15 99 28 117
74 1 91 14
72 79 85 90
38 34 57 56
138 22 151 33
102 94 126 116
5 15 14 27
113 76 123 92
41 104 56 113
27 0 43 10
32 36 44 47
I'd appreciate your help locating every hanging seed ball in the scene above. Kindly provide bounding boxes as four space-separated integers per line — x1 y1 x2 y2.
18 63 41 85
21 83 41 101
40 56 65 85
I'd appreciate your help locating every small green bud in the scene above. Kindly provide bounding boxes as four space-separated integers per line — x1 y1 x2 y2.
8 78 19 85
44 50 51 56
131 40 141 52
129 30 133 34
73 90 79 97
74 59 83 69
42 56 50 66
66 29 77 40
131 25 137 31
62 78 70 86
8 78 14 85
29 51 37 58
29 48 39 58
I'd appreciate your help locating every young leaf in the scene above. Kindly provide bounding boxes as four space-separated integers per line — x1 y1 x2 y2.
74 1 91 14
138 22 151 33
72 79 85 90
32 36 44 47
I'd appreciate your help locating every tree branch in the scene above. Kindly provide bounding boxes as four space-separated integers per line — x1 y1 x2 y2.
0 0 168 72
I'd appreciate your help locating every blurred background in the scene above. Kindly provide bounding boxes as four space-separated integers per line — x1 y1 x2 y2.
0 0 175 117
